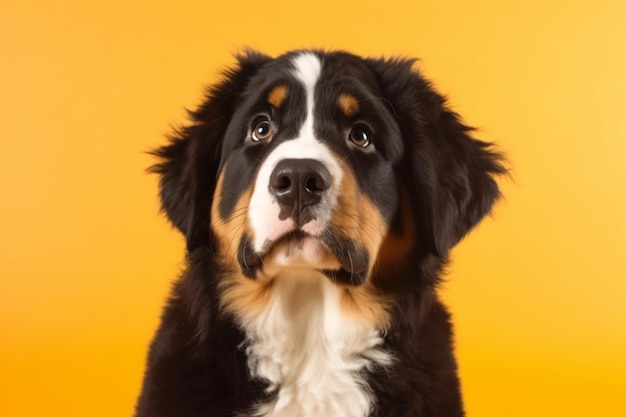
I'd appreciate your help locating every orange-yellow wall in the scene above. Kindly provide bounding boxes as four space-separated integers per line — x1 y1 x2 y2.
1 1 625 416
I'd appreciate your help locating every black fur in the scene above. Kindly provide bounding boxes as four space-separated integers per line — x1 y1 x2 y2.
137 50 505 417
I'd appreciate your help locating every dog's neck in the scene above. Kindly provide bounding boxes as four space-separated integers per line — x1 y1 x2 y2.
237 269 391 417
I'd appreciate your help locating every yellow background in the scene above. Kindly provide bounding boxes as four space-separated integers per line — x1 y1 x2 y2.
1 0 625 416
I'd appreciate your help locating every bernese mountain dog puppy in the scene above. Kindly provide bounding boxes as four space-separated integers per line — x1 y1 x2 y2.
136 49 505 417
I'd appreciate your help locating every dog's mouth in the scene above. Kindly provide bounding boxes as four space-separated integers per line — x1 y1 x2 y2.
237 230 370 285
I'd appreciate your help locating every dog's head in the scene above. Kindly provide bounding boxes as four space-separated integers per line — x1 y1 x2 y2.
151 50 505 286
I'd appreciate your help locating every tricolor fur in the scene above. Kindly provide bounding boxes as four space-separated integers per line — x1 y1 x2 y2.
136 49 506 417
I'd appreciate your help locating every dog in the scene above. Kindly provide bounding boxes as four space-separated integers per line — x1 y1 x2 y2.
135 49 505 417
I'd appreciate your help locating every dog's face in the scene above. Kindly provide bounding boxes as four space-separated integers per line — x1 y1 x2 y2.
211 52 404 285
152 49 504 288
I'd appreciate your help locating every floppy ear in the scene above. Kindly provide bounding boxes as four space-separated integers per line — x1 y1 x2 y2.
150 51 271 251
367 58 506 257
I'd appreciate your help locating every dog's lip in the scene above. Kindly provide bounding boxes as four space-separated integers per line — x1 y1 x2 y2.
243 230 321 269
261 229 313 254
267 231 339 265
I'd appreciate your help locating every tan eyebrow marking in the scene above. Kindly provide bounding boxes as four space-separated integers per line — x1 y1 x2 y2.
338 93 360 117
267 85 289 108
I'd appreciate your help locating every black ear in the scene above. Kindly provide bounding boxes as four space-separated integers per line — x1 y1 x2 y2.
150 51 272 251
367 58 507 257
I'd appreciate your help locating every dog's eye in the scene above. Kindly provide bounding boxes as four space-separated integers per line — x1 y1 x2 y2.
251 118 273 142
348 125 371 148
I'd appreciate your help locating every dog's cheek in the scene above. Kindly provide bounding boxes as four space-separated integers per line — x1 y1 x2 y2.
333 161 390 279
210 171 254 269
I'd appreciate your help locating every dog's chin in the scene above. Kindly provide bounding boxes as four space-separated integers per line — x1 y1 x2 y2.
238 231 370 285
257 233 343 278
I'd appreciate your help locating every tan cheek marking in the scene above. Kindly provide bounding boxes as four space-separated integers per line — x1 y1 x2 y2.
359 195 388 255
334 160 389 260
210 172 254 269
375 188 417 269
332 165 361 246
338 93 360 118
267 84 289 108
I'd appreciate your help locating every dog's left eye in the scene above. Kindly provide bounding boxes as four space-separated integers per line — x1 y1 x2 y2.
251 117 273 142
348 125 371 148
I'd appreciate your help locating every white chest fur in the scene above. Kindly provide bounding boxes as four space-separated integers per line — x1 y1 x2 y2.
238 270 391 417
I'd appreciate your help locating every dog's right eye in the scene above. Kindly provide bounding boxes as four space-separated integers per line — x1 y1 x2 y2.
251 117 273 142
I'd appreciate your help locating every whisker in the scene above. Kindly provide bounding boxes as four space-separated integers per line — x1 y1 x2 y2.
214 205 250 259
241 236 250 271
347 250 354 284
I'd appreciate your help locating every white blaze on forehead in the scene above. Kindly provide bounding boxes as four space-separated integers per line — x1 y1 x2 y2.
291 52 322 127
247 52 344 255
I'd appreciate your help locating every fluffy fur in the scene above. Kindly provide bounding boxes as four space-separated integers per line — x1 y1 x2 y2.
136 49 506 417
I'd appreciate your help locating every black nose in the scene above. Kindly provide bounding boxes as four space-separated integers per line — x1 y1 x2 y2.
269 159 331 215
